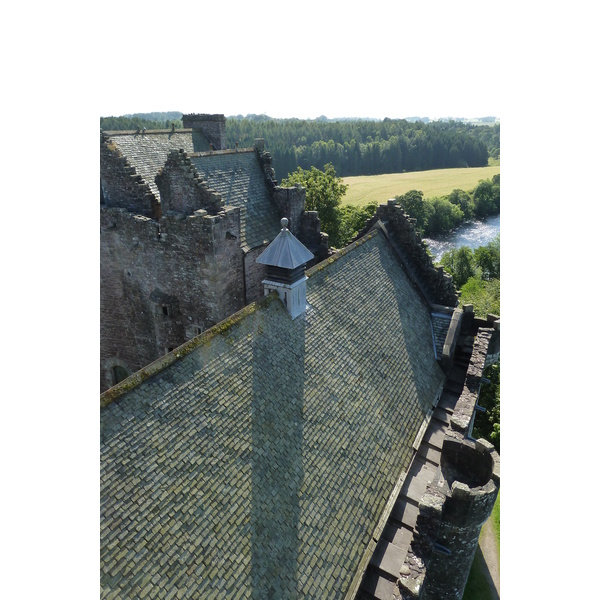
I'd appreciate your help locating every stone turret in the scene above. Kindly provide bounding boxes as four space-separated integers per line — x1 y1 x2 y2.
182 113 227 150
398 437 500 599
256 218 314 319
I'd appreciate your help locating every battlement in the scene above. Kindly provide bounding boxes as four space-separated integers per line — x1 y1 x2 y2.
356 202 458 308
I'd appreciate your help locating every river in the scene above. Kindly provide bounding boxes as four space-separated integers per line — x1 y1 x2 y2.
423 214 500 262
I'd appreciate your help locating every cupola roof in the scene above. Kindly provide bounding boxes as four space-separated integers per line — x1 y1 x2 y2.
256 218 314 269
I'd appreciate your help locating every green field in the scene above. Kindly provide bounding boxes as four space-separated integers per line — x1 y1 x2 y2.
342 165 500 207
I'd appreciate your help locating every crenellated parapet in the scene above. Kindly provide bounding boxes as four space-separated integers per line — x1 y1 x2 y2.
155 149 224 216
254 138 278 187
100 201 243 392
448 326 497 438
358 201 458 308
100 132 159 219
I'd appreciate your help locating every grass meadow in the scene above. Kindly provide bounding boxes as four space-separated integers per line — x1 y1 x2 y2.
342 164 500 207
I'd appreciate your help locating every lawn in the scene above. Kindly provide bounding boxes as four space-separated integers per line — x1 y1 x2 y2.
342 165 500 207
463 492 500 600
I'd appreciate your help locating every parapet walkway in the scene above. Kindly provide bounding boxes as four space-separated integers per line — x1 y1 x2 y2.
356 340 474 600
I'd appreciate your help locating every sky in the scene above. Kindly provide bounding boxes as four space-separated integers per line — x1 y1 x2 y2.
95 1 504 121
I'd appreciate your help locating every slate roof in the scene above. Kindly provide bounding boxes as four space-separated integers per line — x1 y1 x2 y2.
104 129 210 198
190 150 281 251
431 312 452 359
100 230 446 599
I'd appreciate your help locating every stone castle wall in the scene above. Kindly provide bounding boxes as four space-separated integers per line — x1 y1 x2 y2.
100 203 244 392
156 149 224 216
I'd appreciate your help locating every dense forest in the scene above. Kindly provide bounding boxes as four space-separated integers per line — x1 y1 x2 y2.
227 117 498 179
100 112 500 180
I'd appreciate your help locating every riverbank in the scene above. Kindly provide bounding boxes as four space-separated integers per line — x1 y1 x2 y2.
424 214 500 262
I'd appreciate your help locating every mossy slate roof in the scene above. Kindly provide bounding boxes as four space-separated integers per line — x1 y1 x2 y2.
100 231 446 599
190 151 280 251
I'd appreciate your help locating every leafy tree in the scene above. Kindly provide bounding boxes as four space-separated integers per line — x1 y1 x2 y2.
425 197 464 236
472 361 500 452
447 188 475 220
338 201 378 246
439 246 476 287
474 235 500 280
473 178 500 217
395 190 434 233
281 163 348 248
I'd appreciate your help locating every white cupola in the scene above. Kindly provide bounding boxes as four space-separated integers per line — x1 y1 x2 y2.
256 218 314 319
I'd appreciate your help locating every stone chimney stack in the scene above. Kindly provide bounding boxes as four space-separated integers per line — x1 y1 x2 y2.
181 113 227 150
256 218 314 319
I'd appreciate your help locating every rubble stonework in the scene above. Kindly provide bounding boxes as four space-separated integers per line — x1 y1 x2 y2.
181 113 227 149
155 149 224 215
100 203 244 391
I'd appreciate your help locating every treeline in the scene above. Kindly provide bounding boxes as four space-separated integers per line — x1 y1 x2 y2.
226 117 499 179
395 174 500 237
100 113 183 131
99 112 500 180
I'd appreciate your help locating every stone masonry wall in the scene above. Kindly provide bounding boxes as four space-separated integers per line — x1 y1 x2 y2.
182 114 227 150
273 185 306 236
156 149 224 216
396 323 500 600
100 204 243 391
244 245 270 305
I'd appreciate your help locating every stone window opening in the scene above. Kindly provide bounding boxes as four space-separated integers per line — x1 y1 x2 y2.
111 365 129 386
162 305 172 317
